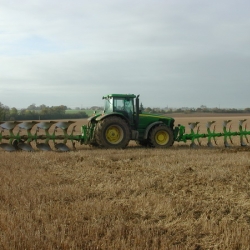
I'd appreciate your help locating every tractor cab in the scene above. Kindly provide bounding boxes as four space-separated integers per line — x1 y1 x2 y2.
103 94 137 123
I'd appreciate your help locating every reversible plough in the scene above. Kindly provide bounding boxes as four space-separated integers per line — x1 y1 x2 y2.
0 119 249 152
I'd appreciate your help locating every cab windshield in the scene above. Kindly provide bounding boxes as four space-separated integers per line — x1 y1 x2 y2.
104 97 113 113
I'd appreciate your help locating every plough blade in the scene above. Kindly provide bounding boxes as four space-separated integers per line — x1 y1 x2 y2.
18 143 34 152
55 143 70 152
36 143 52 151
206 121 216 147
207 142 214 147
19 121 38 130
223 120 233 147
188 122 199 130
55 121 75 130
188 122 200 148
240 140 247 147
0 121 22 130
0 143 16 152
190 142 198 148
239 119 248 146
224 141 231 148
37 121 57 130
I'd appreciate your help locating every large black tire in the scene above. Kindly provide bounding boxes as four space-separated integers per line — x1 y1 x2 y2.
95 116 131 148
149 125 174 148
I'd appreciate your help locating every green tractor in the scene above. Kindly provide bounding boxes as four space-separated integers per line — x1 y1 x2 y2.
1 93 250 151
81 94 175 148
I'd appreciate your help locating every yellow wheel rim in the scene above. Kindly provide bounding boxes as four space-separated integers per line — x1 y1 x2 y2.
155 130 169 145
105 125 124 144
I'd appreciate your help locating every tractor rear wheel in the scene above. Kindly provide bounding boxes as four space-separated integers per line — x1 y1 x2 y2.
149 125 174 148
95 116 130 148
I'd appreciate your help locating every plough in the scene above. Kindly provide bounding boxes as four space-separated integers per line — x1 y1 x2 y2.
0 94 250 151
0 121 81 152
175 119 250 148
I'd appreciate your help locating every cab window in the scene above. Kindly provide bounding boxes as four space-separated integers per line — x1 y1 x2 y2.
104 98 113 113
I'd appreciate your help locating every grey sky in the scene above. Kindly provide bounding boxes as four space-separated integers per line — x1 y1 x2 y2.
1 0 250 109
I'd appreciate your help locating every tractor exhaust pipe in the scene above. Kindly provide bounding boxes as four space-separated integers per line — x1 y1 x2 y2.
135 95 140 130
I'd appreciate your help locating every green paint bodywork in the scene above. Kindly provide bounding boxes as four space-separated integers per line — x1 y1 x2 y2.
137 113 174 140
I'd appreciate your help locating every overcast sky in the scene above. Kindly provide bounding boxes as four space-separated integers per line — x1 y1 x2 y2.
1 0 250 109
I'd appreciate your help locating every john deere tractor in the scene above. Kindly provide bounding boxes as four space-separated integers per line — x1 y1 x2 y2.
83 94 175 148
1 93 249 151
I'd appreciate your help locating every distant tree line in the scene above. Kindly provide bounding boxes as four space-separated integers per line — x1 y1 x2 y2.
141 104 250 114
0 103 88 121
1 102 250 121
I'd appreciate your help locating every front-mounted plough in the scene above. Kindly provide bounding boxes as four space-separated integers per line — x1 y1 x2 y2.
0 121 82 152
0 94 250 152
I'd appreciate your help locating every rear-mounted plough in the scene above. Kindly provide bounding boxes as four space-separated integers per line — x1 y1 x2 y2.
175 119 250 148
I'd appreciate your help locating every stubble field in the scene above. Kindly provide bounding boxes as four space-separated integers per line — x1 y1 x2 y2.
0 114 250 249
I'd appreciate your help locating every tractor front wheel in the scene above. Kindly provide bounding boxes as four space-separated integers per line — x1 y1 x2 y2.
95 117 130 148
149 125 174 148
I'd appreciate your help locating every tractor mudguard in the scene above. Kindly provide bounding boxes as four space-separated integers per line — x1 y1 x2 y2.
143 121 164 139
88 114 102 122
96 113 130 123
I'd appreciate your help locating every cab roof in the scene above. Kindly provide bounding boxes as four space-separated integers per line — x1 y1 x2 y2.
103 94 137 99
